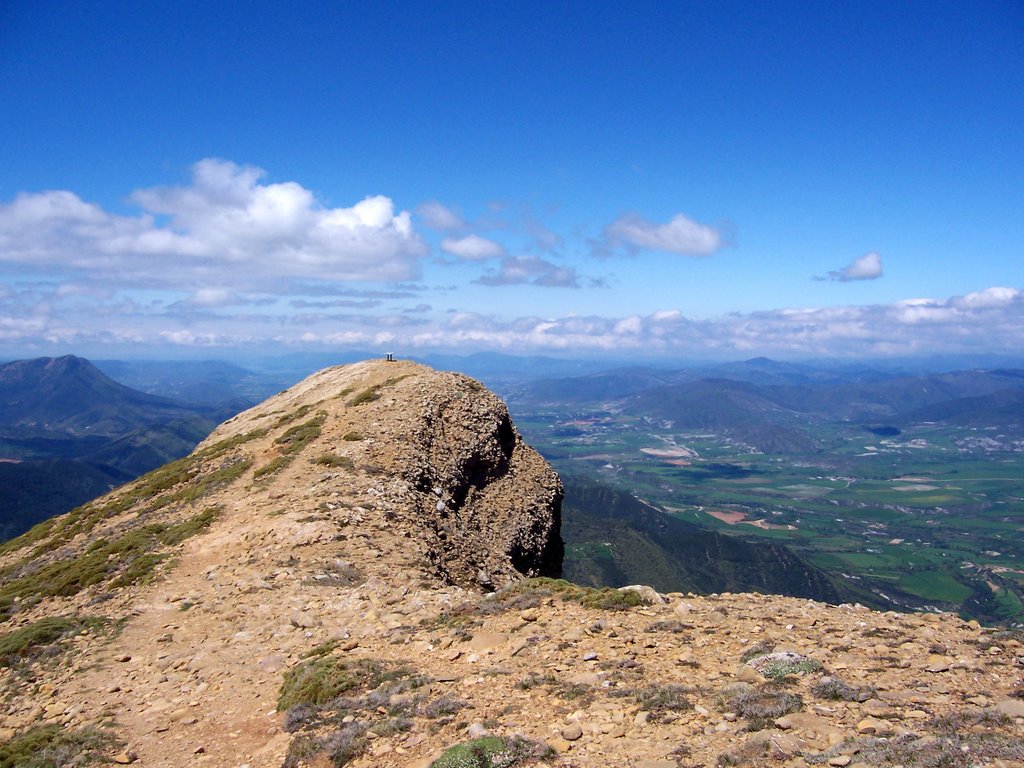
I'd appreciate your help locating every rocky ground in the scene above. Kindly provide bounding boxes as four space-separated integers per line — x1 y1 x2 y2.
1 360 1022 767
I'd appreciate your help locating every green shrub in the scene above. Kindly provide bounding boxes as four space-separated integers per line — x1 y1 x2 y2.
273 404 313 428
634 683 694 715
276 412 327 453
342 432 364 441
430 735 552 768
314 454 354 469
253 456 289 480
0 517 56 557
0 615 107 668
0 724 116 768
501 577 649 611
254 412 327 479
348 386 382 406
193 427 269 460
348 375 411 407
745 651 823 679
278 657 387 711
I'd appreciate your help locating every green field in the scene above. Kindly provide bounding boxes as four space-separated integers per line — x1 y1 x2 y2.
514 409 1024 624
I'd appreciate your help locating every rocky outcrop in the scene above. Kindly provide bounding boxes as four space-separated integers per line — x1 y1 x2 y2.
203 359 564 587
373 369 564 587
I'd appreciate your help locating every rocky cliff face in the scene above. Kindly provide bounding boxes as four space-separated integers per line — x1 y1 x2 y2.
1 361 1022 768
204 359 564 588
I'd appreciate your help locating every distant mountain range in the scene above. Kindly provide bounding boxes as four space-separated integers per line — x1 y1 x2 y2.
0 356 226 540
509 359 1024 452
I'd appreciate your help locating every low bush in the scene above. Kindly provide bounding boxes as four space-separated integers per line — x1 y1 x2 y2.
739 641 775 663
278 657 388 711
0 724 116 768
280 655 431 767
498 578 649 611
430 735 553 768
645 620 690 634
633 683 694 716
0 615 107 668
811 675 873 702
313 453 355 469
726 685 803 730
273 404 313 429
745 650 823 679
349 386 382 406
255 412 327 479
422 696 469 719
807 731 1024 767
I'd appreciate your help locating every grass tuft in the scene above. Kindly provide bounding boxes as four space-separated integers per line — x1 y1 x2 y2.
718 682 803 730
278 657 391 711
0 724 117 768
501 577 650 611
811 675 873 702
633 683 694 717
0 615 107 668
313 454 355 469
745 650 823 679
430 735 553 768
349 386 382 407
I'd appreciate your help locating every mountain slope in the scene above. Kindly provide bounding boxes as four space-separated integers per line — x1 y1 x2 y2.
2 360 1022 768
0 459 130 541
0 355 196 437
0 358 564 766
560 477 842 602
0 356 221 540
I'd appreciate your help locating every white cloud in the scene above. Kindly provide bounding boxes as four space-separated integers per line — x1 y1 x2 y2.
3 283 1021 358
415 200 466 231
824 251 883 282
290 298 382 309
474 255 580 288
600 212 724 256
614 315 643 335
0 159 427 288
953 286 1020 309
189 288 238 307
440 234 505 260
524 218 564 254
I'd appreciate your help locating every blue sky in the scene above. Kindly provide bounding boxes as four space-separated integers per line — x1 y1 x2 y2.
1 1 1022 360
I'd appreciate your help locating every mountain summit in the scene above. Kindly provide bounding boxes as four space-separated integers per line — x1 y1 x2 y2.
1 361 1022 768
0 355 192 436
